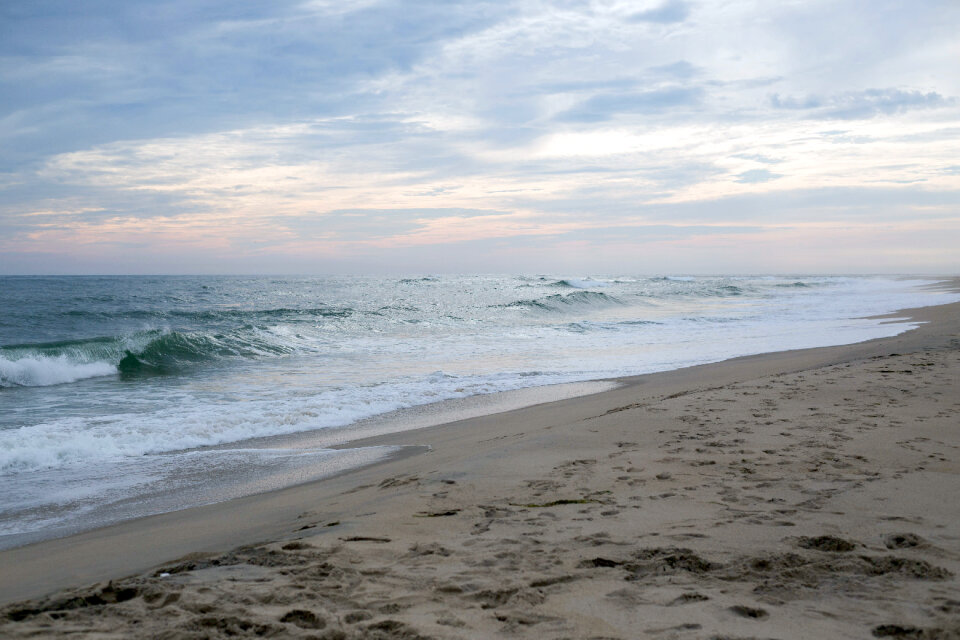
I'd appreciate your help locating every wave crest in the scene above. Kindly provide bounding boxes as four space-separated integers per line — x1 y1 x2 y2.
117 329 296 374
500 290 624 313
551 278 610 289
1 326 307 386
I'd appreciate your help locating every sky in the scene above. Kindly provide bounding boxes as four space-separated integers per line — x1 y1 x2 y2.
1 0 958 275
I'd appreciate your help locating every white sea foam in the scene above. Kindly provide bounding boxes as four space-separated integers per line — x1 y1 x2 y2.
0 368 588 473
0 445 403 544
0 354 116 387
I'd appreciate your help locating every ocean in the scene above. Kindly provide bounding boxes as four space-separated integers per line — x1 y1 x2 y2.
0 274 956 548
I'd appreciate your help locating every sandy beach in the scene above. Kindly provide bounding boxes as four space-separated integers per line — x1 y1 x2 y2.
1 294 958 639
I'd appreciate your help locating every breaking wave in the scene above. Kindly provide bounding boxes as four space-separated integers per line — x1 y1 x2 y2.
0 326 306 387
0 355 116 387
498 290 624 313
551 278 611 289
61 306 354 322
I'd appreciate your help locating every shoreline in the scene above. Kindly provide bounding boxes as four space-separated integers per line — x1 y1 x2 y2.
1 291 959 637
1 296 957 596
0 277 953 549
2 281 952 554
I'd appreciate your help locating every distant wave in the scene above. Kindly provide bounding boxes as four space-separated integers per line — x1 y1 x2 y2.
498 290 624 313
61 306 354 322
399 277 439 284
550 278 611 289
716 285 743 296
563 319 662 333
655 280 747 297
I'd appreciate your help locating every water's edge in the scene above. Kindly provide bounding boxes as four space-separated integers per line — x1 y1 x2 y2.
2 276 957 551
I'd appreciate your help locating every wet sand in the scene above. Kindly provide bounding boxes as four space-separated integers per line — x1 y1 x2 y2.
1 291 959 639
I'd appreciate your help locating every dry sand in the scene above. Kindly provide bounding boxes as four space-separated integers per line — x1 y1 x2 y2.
1 295 959 639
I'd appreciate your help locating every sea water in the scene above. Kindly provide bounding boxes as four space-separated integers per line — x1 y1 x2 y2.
0 274 956 547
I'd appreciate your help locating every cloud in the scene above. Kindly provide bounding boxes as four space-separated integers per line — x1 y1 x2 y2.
735 169 782 184
771 89 954 120
770 94 824 110
537 77 640 94
556 87 704 122
0 0 512 164
628 1 691 24
648 60 700 79
732 153 782 165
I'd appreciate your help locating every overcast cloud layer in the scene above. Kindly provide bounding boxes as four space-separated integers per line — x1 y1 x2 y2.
1 0 958 274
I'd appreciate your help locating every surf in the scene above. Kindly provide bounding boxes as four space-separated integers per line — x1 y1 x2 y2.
0 326 308 386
